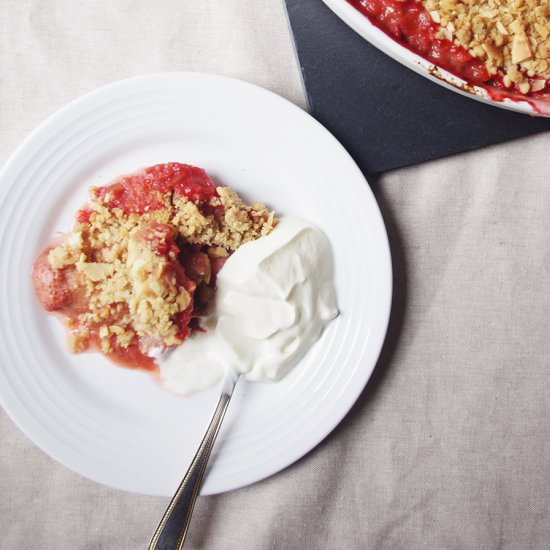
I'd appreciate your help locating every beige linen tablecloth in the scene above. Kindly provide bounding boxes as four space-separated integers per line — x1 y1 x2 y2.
1 1 549 548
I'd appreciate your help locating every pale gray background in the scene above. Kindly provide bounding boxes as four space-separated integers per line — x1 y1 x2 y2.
1 1 549 549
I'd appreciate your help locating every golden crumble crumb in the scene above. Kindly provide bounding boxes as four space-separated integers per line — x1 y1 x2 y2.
68 331 89 353
101 338 113 353
207 246 229 259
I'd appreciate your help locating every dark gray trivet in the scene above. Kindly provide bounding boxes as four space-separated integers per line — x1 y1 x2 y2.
285 0 550 174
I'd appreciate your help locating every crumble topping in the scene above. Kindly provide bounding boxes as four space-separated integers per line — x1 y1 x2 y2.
424 0 550 92
172 186 277 250
47 182 276 354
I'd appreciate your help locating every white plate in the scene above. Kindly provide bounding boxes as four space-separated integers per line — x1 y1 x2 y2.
322 0 549 117
0 73 392 496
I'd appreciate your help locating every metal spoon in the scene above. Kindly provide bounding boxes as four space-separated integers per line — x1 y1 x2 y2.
149 369 240 550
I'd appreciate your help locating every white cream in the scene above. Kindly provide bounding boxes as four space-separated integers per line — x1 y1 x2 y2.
157 217 338 395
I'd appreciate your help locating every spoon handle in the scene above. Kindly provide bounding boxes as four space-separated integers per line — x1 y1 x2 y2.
149 372 239 550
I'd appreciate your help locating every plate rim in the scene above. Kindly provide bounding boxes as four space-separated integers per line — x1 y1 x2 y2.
321 0 547 117
0 72 393 495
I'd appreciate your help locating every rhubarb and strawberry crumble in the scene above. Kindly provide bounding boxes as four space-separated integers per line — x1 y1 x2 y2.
347 0 550 103
32 163 277 371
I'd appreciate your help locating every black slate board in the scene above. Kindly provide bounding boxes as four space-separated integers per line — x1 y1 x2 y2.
285 0 550 174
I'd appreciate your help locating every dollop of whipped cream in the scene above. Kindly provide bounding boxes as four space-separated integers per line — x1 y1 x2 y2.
156 217 338 395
